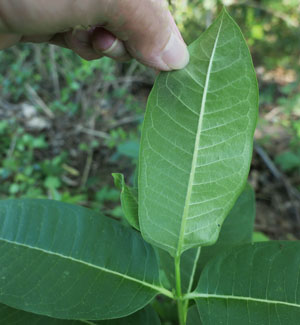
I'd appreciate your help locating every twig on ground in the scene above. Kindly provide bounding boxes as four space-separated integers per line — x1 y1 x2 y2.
49 45 61 99
80 150 94 189
254 142 282 180
33 45 47 78
104 115 142 131
25 84 55 119
254 141 300 224
7 134 18 160
76 125 111 140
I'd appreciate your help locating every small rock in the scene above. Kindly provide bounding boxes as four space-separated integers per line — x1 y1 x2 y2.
26 116 50 130
21 103 37 119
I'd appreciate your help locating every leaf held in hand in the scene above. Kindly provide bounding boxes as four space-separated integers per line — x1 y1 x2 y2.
139 8 258 256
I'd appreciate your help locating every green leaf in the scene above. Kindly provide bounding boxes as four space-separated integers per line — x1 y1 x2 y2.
253 231 269 242
198 183 255 269
0 303 79 325
44 176 61 189
192 242 300 324
209 183 255 244
158 184 255 293
187 305 201 325
275 151 300 171
0 199 168 320
139 8 258 256
117 141 140 160
0 303 161 325
96 305 161 325
112 173 139 230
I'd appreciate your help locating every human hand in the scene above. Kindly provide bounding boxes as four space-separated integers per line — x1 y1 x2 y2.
0 0 189 71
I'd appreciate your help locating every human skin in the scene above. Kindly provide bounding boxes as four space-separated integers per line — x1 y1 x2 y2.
0 0 189 71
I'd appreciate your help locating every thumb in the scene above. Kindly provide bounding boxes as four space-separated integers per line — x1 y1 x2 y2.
100 0 190 70
0 0 189 70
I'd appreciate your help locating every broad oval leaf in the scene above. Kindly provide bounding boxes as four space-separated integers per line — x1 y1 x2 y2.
193 242 300 324
0 199 164 320
139 8 258 256
0 303 161 325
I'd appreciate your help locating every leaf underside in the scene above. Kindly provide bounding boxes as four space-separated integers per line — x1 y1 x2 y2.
139 8 258 256
194 242 300 324
0 199 160 320
158 184 255 293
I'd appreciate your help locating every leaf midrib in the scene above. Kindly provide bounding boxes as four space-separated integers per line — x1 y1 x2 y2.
0 237 172 298
176 12 225 257
186 293 300 308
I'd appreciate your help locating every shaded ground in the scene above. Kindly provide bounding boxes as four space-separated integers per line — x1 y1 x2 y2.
251 148 300 240
251 67 300 240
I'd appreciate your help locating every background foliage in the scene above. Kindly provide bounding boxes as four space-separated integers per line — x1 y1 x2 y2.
0 0 299 243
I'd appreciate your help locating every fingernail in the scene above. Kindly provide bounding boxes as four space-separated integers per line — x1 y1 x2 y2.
92 28 127 58
161 33 189 70
101 38 119 54
94 37 127 59
94 31 116 52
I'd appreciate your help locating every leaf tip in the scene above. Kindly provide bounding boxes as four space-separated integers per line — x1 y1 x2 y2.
112 172 123 190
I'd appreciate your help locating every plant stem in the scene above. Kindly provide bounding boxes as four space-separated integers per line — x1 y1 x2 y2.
175 254 186 325
183 247 201 316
